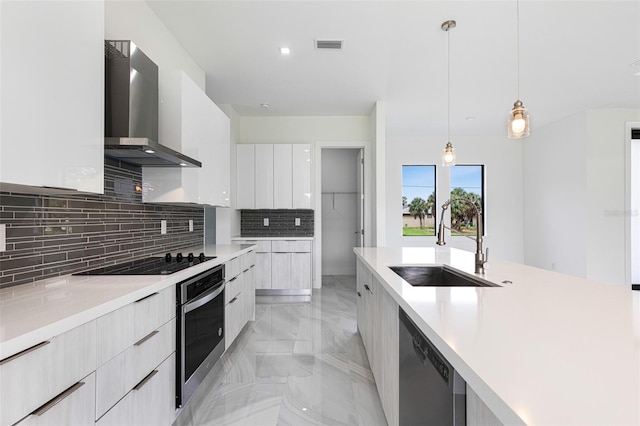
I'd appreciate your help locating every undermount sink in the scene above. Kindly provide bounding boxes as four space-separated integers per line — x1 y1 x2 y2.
389 265 499 287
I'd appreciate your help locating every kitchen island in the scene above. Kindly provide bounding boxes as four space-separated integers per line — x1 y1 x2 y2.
354 246 640 426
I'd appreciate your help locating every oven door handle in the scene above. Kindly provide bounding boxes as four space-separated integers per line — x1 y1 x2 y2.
184 281 225 313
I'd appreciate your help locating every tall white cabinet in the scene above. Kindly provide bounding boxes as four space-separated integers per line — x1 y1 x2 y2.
235 144 312 210
143 71 230 206
0 1 104 194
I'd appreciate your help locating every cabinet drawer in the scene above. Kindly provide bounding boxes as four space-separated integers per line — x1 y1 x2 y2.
17 372 96 426
225 273 243 304
96 353 175 426
96 286 175 366
224 291 244 350
226 256 241 280
240 250 255 271
272 240 311 253
96 318 175 419
0 321 97 426
235 240 271 253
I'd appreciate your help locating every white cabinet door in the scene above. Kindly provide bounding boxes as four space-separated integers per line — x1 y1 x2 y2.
95 354 175 426
271 252 291 289
255 252 272 290
290 253 311 290
378 280 399 426
143 72 230 206
255 144 274 209
0 321 97 426
224 293 244 350
17 372 96 426
273 144 293 208
0 1 104 193
236 145 255 209
292 144 312 208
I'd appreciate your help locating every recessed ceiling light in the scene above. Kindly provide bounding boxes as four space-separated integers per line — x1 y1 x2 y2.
260 103 270 109
280 47 290 55
466 116 476 121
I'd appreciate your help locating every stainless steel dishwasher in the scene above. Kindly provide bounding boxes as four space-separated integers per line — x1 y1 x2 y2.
399 308 466 426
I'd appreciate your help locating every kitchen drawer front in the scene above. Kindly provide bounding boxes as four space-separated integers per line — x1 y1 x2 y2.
226 256 241 280
224 291 244 350
0 321 97 426
240 250 255 271
16 372 96 426
224 272 243 304
96 286 175 366
96 318 175 419
237 240 271 253
272 240 311 253
96 353 175 426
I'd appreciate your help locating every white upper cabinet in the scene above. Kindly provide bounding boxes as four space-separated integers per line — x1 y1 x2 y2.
235 145 255 209
292 144 311 208
255 144 274 209
143 71 230 206
0 1 104 194
236 143 312 210
273 144 293 208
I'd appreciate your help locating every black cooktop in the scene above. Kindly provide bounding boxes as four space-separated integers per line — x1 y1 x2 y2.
74 253 215 276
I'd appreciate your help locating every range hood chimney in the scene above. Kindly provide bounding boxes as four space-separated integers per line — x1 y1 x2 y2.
104 40 201 168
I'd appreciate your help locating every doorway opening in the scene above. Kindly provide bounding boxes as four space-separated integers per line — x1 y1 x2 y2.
630 127 639 290
321 148 363 288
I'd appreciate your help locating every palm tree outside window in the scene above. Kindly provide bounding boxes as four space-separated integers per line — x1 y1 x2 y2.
402 165 436 236
449 165 485 237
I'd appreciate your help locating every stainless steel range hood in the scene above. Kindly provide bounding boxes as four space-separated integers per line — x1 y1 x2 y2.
104 40 201 168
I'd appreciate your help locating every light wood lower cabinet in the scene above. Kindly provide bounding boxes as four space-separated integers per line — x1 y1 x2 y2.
224 250 256 350
255 252 272 289
356 259 399 426
16 372 96 426
271 240 312 292
96 353 175 426
0 321 97 426
96 318 176 418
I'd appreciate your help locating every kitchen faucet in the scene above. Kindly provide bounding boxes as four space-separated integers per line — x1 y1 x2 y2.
436 198 488 274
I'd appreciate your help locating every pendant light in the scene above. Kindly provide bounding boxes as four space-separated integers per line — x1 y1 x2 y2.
442 20 456 167
508 0 530 138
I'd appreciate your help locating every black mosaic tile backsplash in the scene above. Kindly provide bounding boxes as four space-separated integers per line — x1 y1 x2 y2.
0 158 203 288
240 209 314 237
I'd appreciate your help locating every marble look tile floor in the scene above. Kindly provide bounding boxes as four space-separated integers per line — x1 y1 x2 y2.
174 275 388 426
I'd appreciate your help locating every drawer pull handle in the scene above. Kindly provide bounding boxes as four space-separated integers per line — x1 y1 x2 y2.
32 381 85 416
134 292 159 303
0 341 50 365
357 292 362 297
242 268 250 273
364 284 370 291
229 277 238 282
134 330 159 347
133 370 158 391
229 297 238 304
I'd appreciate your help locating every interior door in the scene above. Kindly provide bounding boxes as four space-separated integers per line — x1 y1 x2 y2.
356 149 365 247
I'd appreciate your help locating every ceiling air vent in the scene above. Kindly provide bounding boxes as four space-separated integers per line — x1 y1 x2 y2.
315 39 343 50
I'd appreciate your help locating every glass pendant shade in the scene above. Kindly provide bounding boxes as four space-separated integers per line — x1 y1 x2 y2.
508 100 530 138
442 142 456 167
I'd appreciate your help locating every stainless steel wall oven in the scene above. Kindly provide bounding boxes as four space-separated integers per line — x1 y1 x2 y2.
175 264 225 408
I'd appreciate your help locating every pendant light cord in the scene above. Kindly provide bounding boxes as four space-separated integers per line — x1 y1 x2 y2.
516 0 520 100
447 26 451 142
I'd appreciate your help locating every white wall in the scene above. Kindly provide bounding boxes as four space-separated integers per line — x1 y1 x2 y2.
524 112 588 277
585 109 640 286
524 108 640 287
321 149 360 276
385 134 524 263
105 1 205 89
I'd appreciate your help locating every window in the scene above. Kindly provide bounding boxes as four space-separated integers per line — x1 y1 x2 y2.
402 165 436 236
449 165 484 237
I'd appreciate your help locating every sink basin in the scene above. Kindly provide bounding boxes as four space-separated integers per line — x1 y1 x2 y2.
389 265 499 287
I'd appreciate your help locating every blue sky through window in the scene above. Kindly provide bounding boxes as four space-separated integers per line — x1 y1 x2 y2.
402 165 435 204
451 165 482 195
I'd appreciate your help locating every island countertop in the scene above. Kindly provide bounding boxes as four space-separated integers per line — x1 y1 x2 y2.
354 246 640 426
0 244 256 360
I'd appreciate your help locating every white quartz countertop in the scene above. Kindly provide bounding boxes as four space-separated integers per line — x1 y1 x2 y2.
0 244 255 360
354 246 640 426
231 236 314 241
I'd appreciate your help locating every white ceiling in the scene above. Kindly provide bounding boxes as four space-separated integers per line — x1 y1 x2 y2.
146 0 640 137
